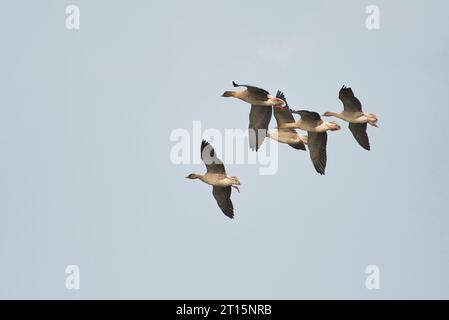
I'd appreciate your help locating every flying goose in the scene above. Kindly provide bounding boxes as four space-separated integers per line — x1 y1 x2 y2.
222 81 287 109
281 110 341 175
322 86 378 150
222 81 289 151
267 91 307 150
222 81 284 152
186 140 240 219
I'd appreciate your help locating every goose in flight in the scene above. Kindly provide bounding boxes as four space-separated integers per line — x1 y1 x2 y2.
281 110 341 175
221 81 287 109
267 91 307 150
221 82 280 152
322 86 378 150
186 140 240 219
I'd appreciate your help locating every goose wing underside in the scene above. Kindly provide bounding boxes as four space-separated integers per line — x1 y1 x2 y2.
307 132 327 175
233 81 269 101
212 186 234 219
249 105 272 151
273 90 295 125
339 86 362 112
348 123 370 150
292 110 321 122
273 91 306 151
201 140 226 174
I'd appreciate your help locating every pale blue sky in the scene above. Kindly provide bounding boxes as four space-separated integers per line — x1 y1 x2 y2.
0 0 448 299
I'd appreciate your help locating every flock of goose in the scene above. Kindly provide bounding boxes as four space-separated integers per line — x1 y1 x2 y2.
186 81 379 219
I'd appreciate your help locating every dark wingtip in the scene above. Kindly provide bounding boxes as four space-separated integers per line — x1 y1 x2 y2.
314 165 325 175
340 85 348 94
232 81 238 87
224 210 234 219
201 140 213 156
288 142 306 151
357 140 370 151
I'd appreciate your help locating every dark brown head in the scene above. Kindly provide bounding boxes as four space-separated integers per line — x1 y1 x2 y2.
185 173 201 180
221 91 236 98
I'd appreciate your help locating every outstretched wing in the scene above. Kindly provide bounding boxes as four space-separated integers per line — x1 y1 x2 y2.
273 90 296 126
339 85 362 112
201 140 226 174
249 105 272 151
233 81 270 101
348 123 370 150
292 110 322 121
307 132 327 175
288 140 306 150
212 186 234 219
274 91 306 151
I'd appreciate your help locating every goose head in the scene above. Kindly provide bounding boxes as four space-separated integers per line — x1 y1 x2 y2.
185 173 201 180
221 91 236 98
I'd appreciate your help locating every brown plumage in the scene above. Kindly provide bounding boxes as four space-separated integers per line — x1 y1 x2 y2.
186 141 240 219
322 85 378 151
270 91 307 150
288 110 339 175
348 122 370 150
339 86 363 112
248 105 272 151
299 110 328 175
222 82 289 151
340 86 370 150
307 131 327 175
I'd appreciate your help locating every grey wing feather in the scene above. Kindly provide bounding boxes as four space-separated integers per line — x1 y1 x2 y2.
212 186 234 219
294 110 321 121
233 81 270 101
348 123 370 150
274 91 306 151
307 132 327 175
339 85 362 112
273 90 295 126
288 140 306 150
249 105 272 151
201 140 226 174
